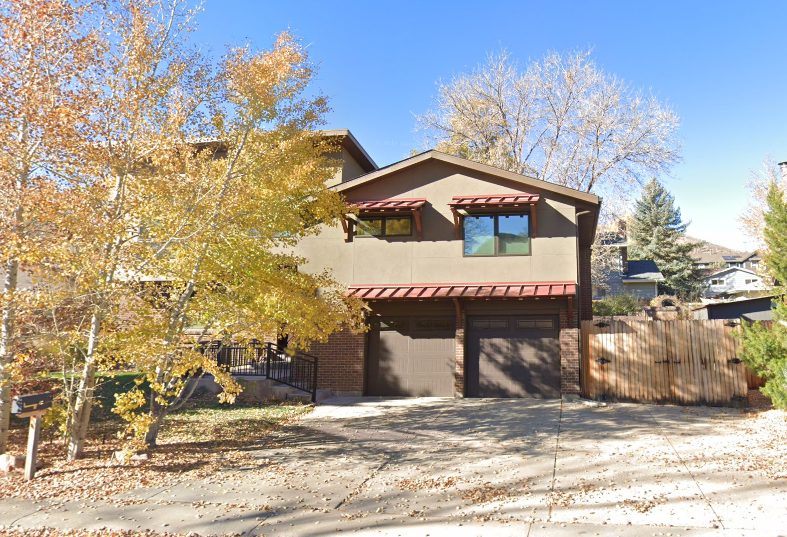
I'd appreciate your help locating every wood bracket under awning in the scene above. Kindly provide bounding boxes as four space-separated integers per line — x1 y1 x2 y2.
343 198 426 243
448 194 540 240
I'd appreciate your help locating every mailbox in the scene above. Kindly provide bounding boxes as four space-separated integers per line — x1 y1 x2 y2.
11 392 54 416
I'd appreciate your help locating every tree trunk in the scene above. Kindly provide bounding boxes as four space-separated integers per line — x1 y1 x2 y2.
66 308 102 461
0 258 19 454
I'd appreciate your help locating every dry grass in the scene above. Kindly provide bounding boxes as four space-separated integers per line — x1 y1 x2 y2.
0 392 312 502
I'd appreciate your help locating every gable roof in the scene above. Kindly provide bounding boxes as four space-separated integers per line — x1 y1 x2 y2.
687 237 759 265
624 260 665 282
321 129 378 172
331 150 600 206
705 266 760 279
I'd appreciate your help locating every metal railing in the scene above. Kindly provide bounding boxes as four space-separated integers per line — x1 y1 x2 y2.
201 341 266 375
200 340 318 402
266 342 318 403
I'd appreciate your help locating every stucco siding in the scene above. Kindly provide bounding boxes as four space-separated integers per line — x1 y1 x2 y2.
293 159 593 289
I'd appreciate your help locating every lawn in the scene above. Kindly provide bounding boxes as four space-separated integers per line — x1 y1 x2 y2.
1 382 312 502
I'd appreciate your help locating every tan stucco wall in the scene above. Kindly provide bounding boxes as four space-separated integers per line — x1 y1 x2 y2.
295 160 582 286
325 147 369 188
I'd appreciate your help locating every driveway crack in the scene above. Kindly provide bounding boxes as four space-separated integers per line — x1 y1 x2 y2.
334 454 391 510
647 407 725 530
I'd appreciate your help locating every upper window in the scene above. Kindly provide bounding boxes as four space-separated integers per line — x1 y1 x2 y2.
464 214 530 256
710 279 724 285
356 215 412 237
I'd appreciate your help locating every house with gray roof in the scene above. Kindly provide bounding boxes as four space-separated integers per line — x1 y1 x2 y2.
688 238 761 271
594 225 665 300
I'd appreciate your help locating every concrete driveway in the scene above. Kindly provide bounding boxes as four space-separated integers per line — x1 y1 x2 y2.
3 397 786 536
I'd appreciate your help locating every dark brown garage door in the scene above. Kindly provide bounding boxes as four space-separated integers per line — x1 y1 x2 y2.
466 315 560 398
367 317 456 396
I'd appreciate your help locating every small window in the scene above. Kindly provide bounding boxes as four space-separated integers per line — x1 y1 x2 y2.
376 319 408 331
471 320 508 330
516 319 555 329
745 279 757 285
464 214 530 256
415 320 454 331
357 216 412 237
711 279 724 285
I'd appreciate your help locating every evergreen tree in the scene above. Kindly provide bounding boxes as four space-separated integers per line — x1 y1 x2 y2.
740 182 787 409
763 184 787 285
628 178 702 298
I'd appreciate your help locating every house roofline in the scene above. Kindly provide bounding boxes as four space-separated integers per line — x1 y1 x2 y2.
321 129 378 172
331 150 600 206
707 266 760 277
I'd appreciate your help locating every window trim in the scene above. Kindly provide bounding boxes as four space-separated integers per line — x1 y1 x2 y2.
355 214 413 238
462 212 531 257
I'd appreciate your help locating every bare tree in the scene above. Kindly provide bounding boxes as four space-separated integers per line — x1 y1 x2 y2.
417 49 681 198
417 49 682 295
740 156 786 251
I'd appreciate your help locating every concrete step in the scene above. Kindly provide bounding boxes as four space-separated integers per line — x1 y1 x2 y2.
194 375 320 402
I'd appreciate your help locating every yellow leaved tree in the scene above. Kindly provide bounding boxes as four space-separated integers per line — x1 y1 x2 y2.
16 0 365 460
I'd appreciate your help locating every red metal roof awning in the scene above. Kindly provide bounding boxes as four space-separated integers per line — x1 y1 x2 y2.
343 198 426 242
345 282 576 300
352 198 426 212
448 194 540 208
448 194 541 239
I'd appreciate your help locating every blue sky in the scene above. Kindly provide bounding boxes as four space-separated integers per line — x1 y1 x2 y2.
196 0 787 251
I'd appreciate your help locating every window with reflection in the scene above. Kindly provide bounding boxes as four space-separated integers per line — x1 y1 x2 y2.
356 216 412 237
463 213 530 256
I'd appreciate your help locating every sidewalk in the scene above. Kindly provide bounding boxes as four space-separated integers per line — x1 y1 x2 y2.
1 397 785 536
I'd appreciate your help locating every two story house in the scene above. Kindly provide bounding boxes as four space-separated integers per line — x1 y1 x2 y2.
295 131 600 400
593 224 664 300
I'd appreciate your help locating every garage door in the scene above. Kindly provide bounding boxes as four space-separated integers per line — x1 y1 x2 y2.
466 315 560 398
367 317 456 396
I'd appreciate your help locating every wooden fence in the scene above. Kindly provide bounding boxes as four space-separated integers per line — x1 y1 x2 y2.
580 319 766 407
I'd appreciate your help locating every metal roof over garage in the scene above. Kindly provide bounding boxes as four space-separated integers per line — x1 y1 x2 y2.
345 282 576 300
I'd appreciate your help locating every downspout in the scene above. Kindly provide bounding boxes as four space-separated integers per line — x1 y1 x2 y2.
575 209 593 397
575 210 593 324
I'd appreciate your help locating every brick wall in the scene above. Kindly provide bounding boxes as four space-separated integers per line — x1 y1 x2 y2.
560 309 580 396
454 310 466 397
308 329 365 393
578 245 593 321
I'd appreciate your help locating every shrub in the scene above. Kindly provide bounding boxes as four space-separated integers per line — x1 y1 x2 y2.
739 302 787 410
650 294 679 308
592 294 642 317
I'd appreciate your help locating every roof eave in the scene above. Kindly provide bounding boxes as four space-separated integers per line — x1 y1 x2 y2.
332 151 600 205
321 129 378 172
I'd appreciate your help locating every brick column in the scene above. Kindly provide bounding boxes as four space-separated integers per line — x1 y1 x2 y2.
560 309 580 397
308 329 365 395
454 309 466 398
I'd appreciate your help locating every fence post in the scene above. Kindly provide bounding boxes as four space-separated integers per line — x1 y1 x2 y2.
312 358 318 403
265 342 271 378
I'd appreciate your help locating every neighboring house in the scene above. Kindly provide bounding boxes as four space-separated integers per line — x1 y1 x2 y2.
693 295 776 322
295 133 600 400
703 266 770 298
688 238 761 271
593 226 664 300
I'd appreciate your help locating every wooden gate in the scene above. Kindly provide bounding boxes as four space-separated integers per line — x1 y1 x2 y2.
581 320 750 407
